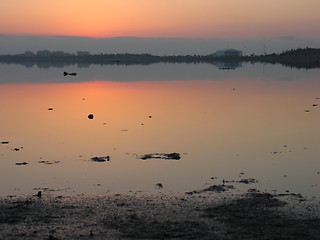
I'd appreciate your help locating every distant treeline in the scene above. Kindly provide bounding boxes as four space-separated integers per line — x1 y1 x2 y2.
0 47 319 69
244 47 320 69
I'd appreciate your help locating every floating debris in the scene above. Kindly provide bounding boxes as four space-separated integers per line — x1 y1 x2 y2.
48 108 53 111
305 110 310 112
12 148 20 151
312 104 319 106
91 156 110 162
63 71 77 76
140 152 181 160
148 115 152 118
38 160 60 165
1 141 9 144
15 162 28 165
237 178 257 184
88 114 94 119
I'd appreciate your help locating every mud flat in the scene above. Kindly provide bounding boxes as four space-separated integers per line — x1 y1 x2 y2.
0 190 319 240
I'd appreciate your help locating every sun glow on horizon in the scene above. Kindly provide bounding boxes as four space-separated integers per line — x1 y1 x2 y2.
1 0 320 39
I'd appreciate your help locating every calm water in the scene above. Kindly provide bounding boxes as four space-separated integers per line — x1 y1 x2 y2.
0 63 319 197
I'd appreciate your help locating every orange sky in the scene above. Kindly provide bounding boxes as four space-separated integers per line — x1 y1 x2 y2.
1 0 320 39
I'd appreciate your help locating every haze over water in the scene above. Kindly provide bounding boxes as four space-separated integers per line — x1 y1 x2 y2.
0 63 319 197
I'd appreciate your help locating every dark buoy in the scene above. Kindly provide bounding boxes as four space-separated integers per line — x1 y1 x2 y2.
88 114 94 119
37 191 42 198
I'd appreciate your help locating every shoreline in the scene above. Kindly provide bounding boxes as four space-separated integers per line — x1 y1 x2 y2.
1 189 319 239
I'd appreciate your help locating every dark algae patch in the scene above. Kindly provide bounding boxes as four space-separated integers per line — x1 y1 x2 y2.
90 156 110 162
15 162 28 166
186 184 235 194
140 152 181 160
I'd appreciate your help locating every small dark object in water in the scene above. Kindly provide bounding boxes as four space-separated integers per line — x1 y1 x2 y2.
63 71 77 76
37 191 42 198
15 162 28 165
148 115 152 118
48 108 53 110
13 148 20 151
312 104 319 106
1 141 9 144
88 114 94 119
91 156 110 162
155 183 163 189
219 67 235 70
305 110 310 112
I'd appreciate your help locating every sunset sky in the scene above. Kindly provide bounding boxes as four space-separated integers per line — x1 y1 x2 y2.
1 0 320 39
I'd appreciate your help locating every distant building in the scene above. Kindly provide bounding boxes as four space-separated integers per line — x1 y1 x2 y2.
212 49 242 57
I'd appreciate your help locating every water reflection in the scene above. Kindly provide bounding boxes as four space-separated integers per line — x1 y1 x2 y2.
0 64 319 197
1 62 320 84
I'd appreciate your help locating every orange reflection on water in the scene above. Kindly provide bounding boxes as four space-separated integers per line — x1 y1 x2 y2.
0 78 319 196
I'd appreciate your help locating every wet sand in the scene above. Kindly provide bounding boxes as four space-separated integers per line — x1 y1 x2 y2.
1 190 319 240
